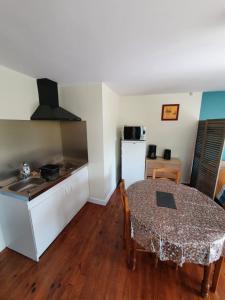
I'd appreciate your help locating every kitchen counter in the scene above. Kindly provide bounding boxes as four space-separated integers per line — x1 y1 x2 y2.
0 163 89 261
0 160 88 201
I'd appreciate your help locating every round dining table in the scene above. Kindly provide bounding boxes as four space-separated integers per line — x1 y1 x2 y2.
127 179 225 297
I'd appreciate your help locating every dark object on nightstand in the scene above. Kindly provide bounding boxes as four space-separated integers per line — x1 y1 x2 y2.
148 145 157 159
164 149 171 160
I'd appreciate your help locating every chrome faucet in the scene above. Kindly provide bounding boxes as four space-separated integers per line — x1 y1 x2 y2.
20 162 31 179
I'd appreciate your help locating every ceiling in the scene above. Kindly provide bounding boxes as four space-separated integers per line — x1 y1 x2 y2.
0 0 225 95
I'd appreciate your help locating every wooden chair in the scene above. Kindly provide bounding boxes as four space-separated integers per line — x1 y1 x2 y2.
211 257 224 292
119 179 126 196
119 179 127 249
152 167 181 184
119 179 157 271
211 205 224 291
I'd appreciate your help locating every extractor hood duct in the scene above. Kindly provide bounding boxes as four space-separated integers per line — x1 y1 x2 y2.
31 78 81 121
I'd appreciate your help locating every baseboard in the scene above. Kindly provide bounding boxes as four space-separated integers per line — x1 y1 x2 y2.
0 247 5 253
105 186 116 203
0 232 6 252
88 197 107 206
88 185 116 206
0 243 6 252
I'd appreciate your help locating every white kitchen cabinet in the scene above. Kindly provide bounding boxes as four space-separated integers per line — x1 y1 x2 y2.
30 185 67 258
0 165 89 261
64 166 89 223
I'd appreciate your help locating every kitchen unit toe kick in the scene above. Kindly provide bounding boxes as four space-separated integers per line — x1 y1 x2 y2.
0 165 89 261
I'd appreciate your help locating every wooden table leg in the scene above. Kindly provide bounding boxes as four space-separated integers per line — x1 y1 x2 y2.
154 255 158 269
211 257 223 293
201 264 212 297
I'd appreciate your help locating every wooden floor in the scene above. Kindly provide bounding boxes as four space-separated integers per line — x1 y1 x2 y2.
0 189 225 300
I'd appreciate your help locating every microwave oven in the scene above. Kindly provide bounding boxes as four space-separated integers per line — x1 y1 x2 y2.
122 126 146 140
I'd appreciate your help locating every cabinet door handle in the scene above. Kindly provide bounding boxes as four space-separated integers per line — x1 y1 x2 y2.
65 185 73 195
65 187 70 195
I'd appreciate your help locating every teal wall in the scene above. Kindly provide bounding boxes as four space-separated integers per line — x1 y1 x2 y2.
200 91 225 120
200 91 225 160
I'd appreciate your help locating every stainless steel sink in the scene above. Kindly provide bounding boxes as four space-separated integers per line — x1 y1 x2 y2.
8 177 46 193
1 161 84 200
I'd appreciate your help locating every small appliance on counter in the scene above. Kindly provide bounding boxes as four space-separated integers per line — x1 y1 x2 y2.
164 149 171 160
148 144 157 159
39 164 60 181
122 125 146 141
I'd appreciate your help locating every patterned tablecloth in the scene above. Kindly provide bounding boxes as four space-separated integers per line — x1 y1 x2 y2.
127 179 225 266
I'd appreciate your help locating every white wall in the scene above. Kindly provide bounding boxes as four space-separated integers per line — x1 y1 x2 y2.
119 92 202 183
102 84 120 199
0 65 38 120
60 83 121 204
0 227 5 252
0 65 202 250
0 65 39 251
60 86 201 201
59 83 105 202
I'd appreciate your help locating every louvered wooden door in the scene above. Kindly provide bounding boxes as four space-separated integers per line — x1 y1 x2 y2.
190 121 206 187
196 121 225 198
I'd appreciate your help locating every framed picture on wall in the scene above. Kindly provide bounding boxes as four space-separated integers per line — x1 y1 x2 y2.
161 104 180 121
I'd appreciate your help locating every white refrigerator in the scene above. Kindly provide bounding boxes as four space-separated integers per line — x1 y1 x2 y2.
121 140 146 188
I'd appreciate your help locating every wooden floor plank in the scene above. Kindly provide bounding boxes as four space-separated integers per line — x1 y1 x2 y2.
0 188 224 300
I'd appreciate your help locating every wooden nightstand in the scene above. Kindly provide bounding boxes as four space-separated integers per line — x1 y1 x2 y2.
145 157 182 182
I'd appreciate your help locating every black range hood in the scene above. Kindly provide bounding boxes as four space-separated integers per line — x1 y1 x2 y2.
31 78 81 121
